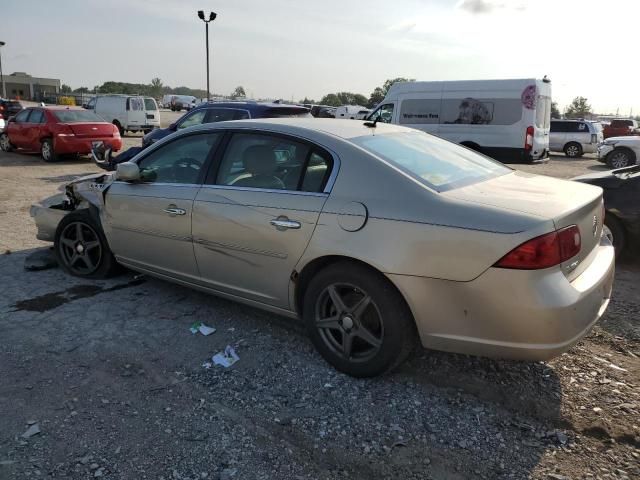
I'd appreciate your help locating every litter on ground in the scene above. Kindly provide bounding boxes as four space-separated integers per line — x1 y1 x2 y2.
212 346 240 368
190 322 216 336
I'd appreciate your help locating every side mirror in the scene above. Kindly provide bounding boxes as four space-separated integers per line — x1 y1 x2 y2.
169 122 177 131
116 162 141 182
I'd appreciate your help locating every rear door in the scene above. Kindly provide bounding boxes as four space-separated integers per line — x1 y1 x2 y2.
192 131 335 308
104 132 222 281
126 97 146 130
143 98 160 127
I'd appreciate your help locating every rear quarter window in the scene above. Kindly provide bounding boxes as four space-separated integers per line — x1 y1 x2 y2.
353 131 510 192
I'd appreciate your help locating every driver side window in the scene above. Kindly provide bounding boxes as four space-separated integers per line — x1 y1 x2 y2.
14 109 30 123
137 133 220 184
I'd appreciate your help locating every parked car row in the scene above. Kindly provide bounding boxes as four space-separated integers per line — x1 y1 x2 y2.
0 106 122 161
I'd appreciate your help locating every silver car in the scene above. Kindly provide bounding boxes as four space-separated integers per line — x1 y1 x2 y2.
549 120 603 157
31 119 615 377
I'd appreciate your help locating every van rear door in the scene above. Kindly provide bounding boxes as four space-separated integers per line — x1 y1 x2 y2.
533 93 551 157
126 96 146 129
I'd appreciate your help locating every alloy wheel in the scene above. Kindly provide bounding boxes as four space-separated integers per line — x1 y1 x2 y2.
609 152 630 169
42 142 52 161
566 145 580 157
0 134 10 151
314 283 384 362
58 221 103 275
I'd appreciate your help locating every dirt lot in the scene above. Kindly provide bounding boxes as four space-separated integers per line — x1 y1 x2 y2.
0 133 638 480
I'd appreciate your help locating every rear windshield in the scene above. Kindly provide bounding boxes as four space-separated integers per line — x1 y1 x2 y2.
352 131 510 192
144 98 158 111
264 107 311 118
53 110 105 123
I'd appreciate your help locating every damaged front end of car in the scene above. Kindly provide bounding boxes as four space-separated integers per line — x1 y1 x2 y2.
29 172 115 242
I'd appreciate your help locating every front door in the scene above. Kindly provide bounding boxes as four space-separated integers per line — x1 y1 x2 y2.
9 109 32 148
192 132 334 308
104 132 222 282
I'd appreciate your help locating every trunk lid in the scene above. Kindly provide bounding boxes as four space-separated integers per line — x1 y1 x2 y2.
444 171 604 280
67 123 114 138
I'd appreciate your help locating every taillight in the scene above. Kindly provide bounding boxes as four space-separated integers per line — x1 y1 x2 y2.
113 125 121 137
56 124 75 137
495 225 581 270
591 134 598 144
524 126 534 151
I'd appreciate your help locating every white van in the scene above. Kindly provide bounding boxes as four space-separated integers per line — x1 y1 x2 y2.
90 95 160 135
161 94 176 109
335 105 370 120
170 95 197 112
367 78 551 162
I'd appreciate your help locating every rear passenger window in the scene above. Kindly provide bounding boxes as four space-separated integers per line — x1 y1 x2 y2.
28 110 44 123
213 133 333 193
206 109 239 122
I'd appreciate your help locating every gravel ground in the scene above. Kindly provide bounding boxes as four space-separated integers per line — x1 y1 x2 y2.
0 136 638 480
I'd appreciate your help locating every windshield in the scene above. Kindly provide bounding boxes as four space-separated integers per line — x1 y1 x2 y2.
144 98 158 111
53 110 105 123
352 131 511 192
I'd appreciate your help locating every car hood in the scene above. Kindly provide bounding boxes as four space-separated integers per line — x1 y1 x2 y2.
443 171 602 224
604 135 640 144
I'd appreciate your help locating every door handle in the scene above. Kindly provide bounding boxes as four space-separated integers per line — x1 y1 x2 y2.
163 206 186 216
270 218 301 230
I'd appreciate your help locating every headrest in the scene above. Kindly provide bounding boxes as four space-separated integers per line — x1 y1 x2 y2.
242 145 277 176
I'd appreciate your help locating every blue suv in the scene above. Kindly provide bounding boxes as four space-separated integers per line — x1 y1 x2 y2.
142 102 311 148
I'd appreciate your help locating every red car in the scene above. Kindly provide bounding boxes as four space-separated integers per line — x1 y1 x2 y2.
0 106 122 162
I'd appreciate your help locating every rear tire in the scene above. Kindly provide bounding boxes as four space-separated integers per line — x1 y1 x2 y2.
54 210 120 279
603 214 625 257
303 261 417 377
0 132 13 152
564 142 583 158
41 138 58 162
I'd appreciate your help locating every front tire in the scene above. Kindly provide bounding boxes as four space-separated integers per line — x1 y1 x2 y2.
303 262 416 377
0 132 13 152
41 138 58 162
607 148 635 169
564 142 583 158
603 215 625 257
54 210 119 279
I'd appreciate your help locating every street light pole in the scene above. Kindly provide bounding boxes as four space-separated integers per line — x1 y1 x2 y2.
0 41 5 99
197 10 217 102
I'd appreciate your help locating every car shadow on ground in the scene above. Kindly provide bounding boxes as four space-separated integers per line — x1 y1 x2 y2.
0 150 95 167
2 247 564 478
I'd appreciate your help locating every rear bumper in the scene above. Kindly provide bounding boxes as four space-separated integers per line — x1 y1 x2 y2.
482 146 549 164
388 236 615 361
55 136 122 155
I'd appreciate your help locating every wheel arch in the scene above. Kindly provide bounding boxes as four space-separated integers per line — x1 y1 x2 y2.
292 255 413 321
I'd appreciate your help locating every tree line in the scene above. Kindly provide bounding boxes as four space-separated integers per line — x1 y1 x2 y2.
60 79 248 100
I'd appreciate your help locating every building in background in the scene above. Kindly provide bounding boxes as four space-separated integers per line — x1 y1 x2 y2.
2 72 60 100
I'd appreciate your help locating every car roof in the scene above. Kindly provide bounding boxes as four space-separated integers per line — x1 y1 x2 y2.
187 117 410 140
39 106 87 111
193 102 309 113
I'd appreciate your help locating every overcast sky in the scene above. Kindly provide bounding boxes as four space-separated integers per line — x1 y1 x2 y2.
2 0 638 114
